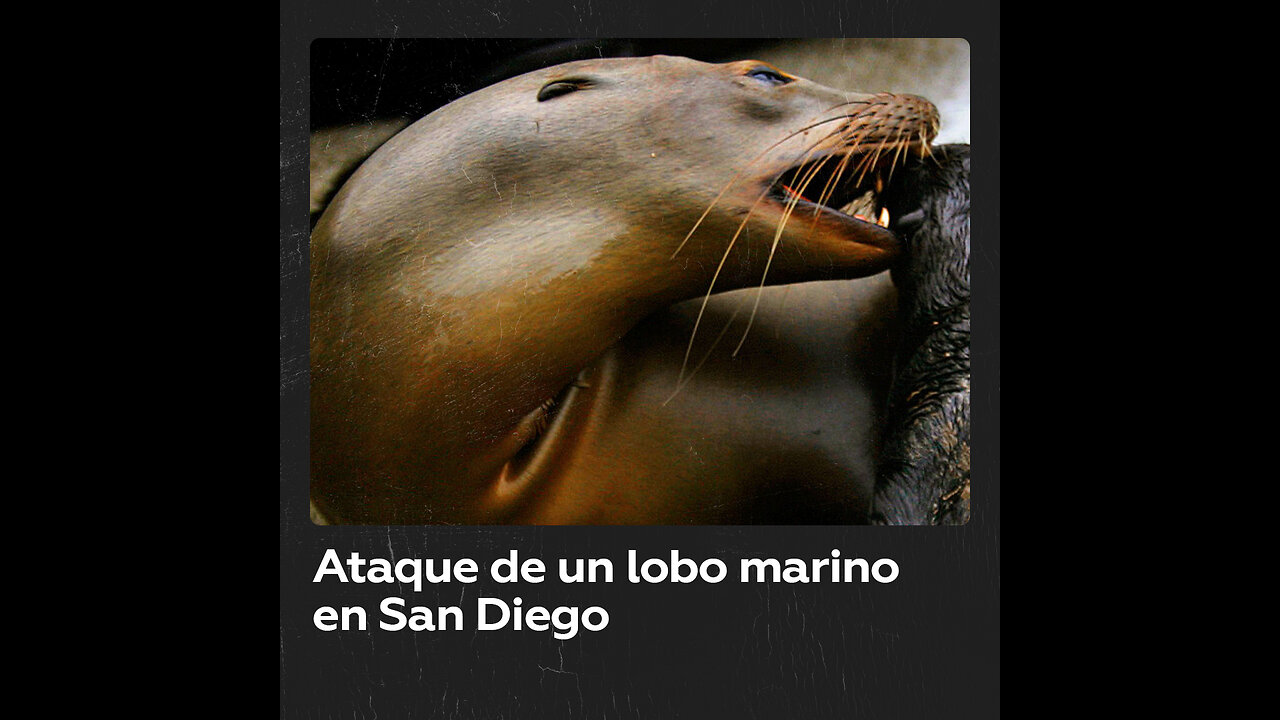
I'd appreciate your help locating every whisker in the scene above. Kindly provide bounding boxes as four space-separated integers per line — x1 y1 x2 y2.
888 124 911 177
820 98 874 114
671 114 862 259
661 299 747 406
676 130 850 386
787 150 840 218
676 183 772 387
731 208 792 357
813 151 856 217
731 162 815 356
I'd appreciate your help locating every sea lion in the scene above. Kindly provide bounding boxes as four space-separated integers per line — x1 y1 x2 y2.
309 119 411 225
872 144 971 525
310 55 940 524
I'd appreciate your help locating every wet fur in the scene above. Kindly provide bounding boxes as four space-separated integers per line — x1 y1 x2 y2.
872 144 971 525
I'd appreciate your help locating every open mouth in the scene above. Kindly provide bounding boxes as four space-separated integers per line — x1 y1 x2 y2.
767 145 927 232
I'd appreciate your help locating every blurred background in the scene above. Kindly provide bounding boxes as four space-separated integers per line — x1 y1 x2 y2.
309 38 970 223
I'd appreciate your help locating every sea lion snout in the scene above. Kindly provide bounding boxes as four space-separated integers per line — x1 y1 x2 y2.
862 93 941 138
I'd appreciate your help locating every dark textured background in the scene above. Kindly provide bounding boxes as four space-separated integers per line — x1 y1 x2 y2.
281 3 1000 717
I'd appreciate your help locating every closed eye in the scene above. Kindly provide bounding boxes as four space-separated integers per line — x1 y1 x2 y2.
537 77 593 102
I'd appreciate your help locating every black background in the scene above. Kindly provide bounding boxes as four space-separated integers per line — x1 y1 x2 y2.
282 3 1001 718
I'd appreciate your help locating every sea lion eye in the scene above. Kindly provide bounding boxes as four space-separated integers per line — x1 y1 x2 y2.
747 67 791 86
537 78 592 102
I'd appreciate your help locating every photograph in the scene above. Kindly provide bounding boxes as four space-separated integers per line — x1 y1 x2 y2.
307 38 972 526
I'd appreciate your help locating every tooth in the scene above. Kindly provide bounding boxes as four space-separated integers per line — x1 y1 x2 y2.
877 207 890 227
